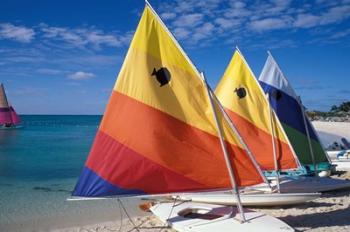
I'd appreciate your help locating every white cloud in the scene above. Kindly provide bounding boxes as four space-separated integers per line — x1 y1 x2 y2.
294 14 320 28
41 26 85 47
39 24 129 49
173 27 191 40
268 0 292 14
173 1 196 13
86 31 120 48
192 22 215 42
329 28 350 39
37 68 63 75
224 7 252 18
228 1 246 9
158 0 350 48
215 17 240 29
161 12 176 20
294 5 350 28
249 18 290 32
320 5 350 25
0 23 35 43
67 71 95 80
172 13 204 28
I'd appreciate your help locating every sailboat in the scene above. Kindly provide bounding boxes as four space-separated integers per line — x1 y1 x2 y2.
177 48 321 206
258 52 350 192
259 52 332 176
0 83 21 129
215 48 302 175
71 2 295 231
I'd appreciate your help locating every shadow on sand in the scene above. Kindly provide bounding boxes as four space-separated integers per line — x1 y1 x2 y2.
279 205 350 230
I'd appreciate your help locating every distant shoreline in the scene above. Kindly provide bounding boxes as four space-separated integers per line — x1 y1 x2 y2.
308 113 350 123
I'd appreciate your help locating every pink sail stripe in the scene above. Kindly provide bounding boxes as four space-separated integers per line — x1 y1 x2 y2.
0 108 12 124
10 106 21 124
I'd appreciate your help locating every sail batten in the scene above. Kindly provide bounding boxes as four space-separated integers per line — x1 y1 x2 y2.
73 6 264 198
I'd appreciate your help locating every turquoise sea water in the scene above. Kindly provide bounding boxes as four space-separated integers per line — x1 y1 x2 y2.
0 115 100 183
0 115 144 231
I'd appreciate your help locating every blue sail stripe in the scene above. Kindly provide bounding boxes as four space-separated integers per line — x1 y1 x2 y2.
259 81 318 141
72 167 145 197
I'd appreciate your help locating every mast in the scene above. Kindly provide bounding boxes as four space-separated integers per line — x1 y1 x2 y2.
266 93 281 193
202 72 246 222
298 96 318 176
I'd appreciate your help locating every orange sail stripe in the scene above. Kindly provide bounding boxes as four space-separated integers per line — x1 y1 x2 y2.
99 91 263 187
225 108 297 170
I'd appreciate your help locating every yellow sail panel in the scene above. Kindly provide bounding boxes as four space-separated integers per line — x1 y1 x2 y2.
216 51 280 137
127 6 197 78
215 51 298 170
113 6 238 145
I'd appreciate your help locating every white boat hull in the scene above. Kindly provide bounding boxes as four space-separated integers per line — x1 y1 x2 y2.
151 202 294 232
326 150 350 171
332 160 350 171
327 150 350 160
175 192 320 206
0 124 23 130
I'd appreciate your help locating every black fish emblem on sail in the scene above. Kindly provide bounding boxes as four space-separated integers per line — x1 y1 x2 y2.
270 89 282 101
151 67 171 87
234 87 246 99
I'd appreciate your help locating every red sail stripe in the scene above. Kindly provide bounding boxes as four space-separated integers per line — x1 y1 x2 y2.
97 91 262 187
225 108 297 170
86 131 214 193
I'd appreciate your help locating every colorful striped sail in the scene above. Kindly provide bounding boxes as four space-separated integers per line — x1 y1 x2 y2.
258 53 330 168
215 50 300 171
72 6 264 198
0 83 20 126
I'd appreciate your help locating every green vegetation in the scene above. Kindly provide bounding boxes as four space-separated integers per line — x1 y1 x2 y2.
330 102 350 113
307 101 350 121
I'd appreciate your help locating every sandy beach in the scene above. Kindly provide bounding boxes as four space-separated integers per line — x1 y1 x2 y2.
312 121 350 148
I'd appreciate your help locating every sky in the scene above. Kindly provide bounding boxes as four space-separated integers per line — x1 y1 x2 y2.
0 0 349 114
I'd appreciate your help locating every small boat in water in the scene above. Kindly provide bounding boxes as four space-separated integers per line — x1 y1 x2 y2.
0 83 21 129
